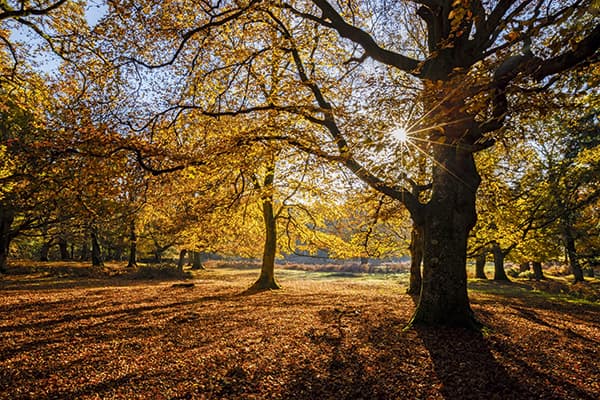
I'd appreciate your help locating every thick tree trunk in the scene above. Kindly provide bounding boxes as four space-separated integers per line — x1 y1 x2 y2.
532 261 545 280
127 220 137 268
0 209 15 273
58 237 70 260
492 243 510 281
190 251 205 270
177 249 187 275
563 228 585 283
407 224 424 294
410 145 480 327
475 252 487 279
91 226 103 267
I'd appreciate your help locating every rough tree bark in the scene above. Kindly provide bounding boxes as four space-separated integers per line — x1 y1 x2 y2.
410 143 480 327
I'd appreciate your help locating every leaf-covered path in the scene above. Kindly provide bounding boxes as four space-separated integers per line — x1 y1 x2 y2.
1 264 598 399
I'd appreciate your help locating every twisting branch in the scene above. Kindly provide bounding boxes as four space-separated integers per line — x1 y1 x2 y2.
0 0 69 20
282 0 420 73
126 0 260 69
266 9 423 218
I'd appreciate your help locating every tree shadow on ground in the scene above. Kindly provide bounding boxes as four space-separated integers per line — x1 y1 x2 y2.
279 306 574 400
415 326 544 400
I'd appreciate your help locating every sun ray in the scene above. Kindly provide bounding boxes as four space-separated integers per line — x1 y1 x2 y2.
405 139 477 191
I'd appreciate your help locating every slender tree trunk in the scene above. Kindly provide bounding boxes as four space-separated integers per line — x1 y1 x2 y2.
410 145 480 327
532 261 545 280
177 249 187 276
0 209 15 273
563 227 585 283
249 164 280 291
58 237 69 260
127 220 137 268
475 252 487 279
407 223 424 294
492 243 510 281
91 226 103 267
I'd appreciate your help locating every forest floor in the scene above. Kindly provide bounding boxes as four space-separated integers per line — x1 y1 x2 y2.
1 261 599 400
